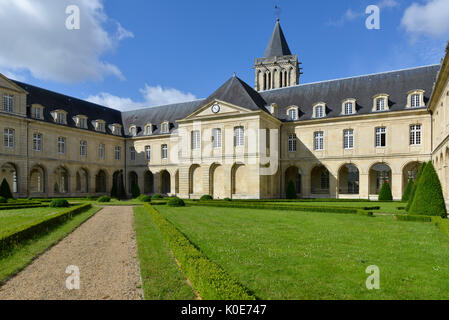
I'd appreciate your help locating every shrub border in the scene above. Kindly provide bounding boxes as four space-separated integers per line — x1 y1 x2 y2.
0 203 92 255
394 214 432 222
143 203 255 300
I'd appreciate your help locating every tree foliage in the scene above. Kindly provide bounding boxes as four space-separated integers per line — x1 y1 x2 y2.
402 179 414 202
286 180 297 199
378 182 393 201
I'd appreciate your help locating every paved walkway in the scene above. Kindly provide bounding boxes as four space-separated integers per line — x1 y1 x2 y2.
0 206 142 300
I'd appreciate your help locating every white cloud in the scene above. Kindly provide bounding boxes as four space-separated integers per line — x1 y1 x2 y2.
87 84 197 111
401 0 449 38
0 0 133 83
378 0 399 9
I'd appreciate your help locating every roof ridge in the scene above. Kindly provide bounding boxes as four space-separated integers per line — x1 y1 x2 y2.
260 64 441 93
123 98 206 114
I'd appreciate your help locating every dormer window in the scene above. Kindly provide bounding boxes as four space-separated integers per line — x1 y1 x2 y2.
32 105 44 120
161 122 169 134
129 126 137 137
95 120 106 132
51 110 67 125
287 107 298 121
145 124 152 135
110 124 122 136
407 90 425 108
3 94 14 113
342 99 356 115
373 94 389 112
313 103 326 119
75 115 88 129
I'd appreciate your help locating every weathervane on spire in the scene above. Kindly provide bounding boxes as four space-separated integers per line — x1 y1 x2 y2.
274 3 281 22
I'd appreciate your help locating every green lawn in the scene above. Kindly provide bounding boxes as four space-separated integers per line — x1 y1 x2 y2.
266 201 405 214
133 207 196 300
0 207 69 236
157 205 449 300
0 206 100 284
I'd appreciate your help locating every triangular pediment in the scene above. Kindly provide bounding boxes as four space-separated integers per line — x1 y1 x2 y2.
182 99 254 120
0 73 28 94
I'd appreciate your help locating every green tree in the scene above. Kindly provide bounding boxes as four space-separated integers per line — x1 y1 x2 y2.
110 183 118 199
286 180 297 199
409 162 447 218
406 162 427 212
401 178 414 202
378 182 393 201
131 183 141 198
0 179 13 199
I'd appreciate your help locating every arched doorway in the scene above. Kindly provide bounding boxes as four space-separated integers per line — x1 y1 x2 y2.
54 166 69 194
369 163 392 195
160 170 171 194
128 171 138 193
232 164 247 195
95 170 107 193
210 164 225 199
284 166 302 197
311 165 329 195
189 165 203 195
402 161 421 194
338 164 359 195
30 165 45 193
76 168 89 193
144 171 154 194
0 162 18 194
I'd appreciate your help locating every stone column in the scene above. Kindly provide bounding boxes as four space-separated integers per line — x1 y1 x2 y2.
359 173 369 199
392 173 402 200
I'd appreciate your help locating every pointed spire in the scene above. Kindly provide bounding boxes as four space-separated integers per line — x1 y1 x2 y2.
264 20 292 58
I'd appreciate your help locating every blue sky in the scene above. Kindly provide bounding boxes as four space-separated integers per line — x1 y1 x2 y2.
0 0 448 110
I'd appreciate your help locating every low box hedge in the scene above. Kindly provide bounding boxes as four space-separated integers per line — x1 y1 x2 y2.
0 203 92 256
394 215 432 222
0 204 47 211
143 203 255 300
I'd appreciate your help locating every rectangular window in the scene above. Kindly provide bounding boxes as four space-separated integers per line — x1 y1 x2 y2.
344 102 353 115
130 147 136 161
376 98 385 111
161 144 168 159
162 123 168 133
191 130 200 150
33 107 42 119
99 144 105 159
411 94 421 108
97 122 105 132
79 118 87 129
58 137 66 154
145 125 152 135
343 129 354 149
3 128 14 148
212 128 222 148
145 146 151 160
33 133 42 151
3 94 14 112
288 109 297 121
315 105 323 118
56 112 66 124
314 131 324 151
80 141 87 157
115 146 121 160
410 124 422 145
375 127 386 147
288 134 297 152
234 126 244 147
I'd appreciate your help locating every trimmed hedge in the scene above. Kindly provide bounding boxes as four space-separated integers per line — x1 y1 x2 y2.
378 182 393 201
49 199 70 208
144 204 255 300
0 203 92 255
224 198 232 202
200 195 213 201
286 181 297 199
0 179 13 199
131 183 141 199
97 196 111 203
409 162 447 218
167 197 185 207
402 179 413 202
138 195 152 203
394 215 432 222
151 194 164 200
187 201 377 215
0 196 6 203
0 204 47 211
406 162 426 212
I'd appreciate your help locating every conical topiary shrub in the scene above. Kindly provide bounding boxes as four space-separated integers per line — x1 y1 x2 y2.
286 180 297 199
402 178 414 202
409 162 447 218
406 162 427 212
110 183 118 199
378 181 393 201
131 183 141 198
0 179 13 199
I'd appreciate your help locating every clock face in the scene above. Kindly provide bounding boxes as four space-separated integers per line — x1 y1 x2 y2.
211 104 220 114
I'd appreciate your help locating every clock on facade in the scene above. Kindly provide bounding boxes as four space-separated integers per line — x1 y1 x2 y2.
211 104 220 114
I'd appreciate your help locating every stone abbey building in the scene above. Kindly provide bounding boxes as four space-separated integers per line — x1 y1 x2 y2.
1 21 449 200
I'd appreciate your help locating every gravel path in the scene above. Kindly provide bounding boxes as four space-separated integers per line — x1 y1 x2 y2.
0 206 142 300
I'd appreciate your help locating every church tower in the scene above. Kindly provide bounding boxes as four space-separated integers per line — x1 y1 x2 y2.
255 19 301 91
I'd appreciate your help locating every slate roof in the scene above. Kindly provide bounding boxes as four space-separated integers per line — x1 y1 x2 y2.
259 65 440 122
264 20 292 58
13 80 124 135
